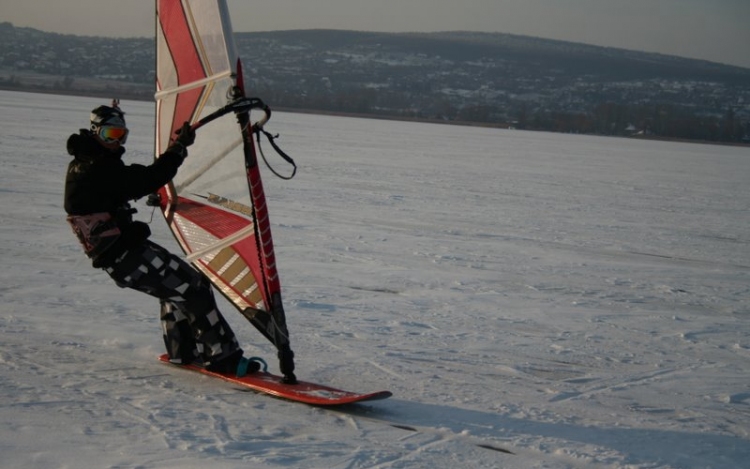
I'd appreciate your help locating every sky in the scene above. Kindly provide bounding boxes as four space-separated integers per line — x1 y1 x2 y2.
1 0 749 69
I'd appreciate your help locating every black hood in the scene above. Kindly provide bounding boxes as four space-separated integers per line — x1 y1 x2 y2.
67 129 125 163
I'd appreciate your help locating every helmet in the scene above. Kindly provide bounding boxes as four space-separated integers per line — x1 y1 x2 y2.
90 105 129 144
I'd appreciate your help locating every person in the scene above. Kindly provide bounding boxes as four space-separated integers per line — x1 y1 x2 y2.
64 102 259 377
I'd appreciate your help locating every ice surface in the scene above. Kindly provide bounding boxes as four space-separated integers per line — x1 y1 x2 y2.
1 90 748 468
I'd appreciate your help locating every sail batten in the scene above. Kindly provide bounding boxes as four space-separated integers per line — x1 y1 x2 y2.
185 224 256 262
154 70 233 100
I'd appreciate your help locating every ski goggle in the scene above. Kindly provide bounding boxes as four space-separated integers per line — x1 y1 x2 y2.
97 125 129 144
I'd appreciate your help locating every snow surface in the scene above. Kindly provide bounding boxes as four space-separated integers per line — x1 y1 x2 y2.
1 89 749 468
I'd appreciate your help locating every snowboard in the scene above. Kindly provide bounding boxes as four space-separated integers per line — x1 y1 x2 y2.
158 354 392 406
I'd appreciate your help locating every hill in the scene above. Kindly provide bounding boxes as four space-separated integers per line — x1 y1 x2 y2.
1 23 748 142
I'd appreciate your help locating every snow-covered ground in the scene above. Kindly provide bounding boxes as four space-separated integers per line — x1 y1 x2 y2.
1 89 748 468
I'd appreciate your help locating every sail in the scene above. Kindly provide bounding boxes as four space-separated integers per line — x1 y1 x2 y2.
155 0 295 379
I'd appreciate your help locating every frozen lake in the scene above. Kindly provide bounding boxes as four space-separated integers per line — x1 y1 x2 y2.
1 89 748 468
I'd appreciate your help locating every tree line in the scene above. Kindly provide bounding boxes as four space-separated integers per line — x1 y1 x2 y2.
2 75 747 144
251 83 750 144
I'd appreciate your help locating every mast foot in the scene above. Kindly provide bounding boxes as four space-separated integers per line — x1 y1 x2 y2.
278 347 297 385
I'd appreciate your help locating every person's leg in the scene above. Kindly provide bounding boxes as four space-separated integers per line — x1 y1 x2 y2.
160 300 199 365
105 241 242 368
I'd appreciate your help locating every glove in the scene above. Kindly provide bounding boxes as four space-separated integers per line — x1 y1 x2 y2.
166 122 195 158
174 121 195 147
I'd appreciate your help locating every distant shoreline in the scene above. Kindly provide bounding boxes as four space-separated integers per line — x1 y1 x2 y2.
2 84 747 148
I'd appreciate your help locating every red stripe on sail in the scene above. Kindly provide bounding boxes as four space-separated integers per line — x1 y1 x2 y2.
172 197 267 309
158 0 206 135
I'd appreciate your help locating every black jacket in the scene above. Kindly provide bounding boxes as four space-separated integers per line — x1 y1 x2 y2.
64 130 185 267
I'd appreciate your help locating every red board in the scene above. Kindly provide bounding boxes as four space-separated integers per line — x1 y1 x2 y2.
159 354 392 406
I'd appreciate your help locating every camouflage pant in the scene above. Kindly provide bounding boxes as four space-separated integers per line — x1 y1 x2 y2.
104 240 241 366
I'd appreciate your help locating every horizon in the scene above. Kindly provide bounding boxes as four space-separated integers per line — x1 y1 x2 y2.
1 0 749 69
3 21 749 73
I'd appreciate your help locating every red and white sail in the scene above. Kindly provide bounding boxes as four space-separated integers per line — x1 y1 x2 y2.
154 1 293 365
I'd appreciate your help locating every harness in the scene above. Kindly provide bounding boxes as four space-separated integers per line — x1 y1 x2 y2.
67 212 121 259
